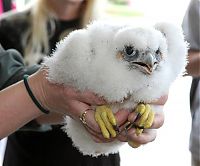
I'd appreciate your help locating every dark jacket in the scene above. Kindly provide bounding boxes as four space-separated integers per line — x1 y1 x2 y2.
0 45 38 90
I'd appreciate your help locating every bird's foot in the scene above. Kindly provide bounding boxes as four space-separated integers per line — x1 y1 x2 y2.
128 141 141 148
134 103 155 136
95 105 118 139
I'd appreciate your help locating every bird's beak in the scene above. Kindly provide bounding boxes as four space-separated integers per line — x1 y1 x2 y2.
132 53 158 75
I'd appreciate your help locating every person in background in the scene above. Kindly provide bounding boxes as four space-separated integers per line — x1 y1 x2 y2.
182 0 200 166
0 0 100 66
0 0 166 166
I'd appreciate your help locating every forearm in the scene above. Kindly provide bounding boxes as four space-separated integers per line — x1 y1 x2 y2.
36 113 65 125
0 80 43 139
186 50 200 77
26 70 65 125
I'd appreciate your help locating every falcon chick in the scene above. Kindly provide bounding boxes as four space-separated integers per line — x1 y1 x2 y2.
44 21 188 156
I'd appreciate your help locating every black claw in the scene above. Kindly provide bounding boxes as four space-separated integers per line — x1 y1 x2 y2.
124 121 132 131
124 121 144 130
137 126 144 129
134 112 141 122
113 125 120 133
117 121 144 135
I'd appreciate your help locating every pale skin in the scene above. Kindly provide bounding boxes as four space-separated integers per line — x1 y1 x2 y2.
0 77 43 139
48 0 84 20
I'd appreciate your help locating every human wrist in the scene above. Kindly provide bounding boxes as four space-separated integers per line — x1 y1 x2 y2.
27 69 50 113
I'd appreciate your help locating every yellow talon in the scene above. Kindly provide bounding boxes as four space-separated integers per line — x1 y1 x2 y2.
140 104 150 124
95 110 110 138
128 141 141 148
101 111 117 137
136 128 143 136
135 103 146 115
144 111 155 128
107 108 117 126
95 105 117 139
134 103 155 136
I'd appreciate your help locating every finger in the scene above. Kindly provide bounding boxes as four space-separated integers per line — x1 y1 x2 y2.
115 109 129 126
67 100 101 133
67 100 91 120
90 135 115 143
85 126 114 143
118 127 136 141
90 135 107 143
119 127 141 148
127 111 139 123
151 95 168 105
127 129 157 145
117 134 128 142
118 120 135 136
150 111 165 129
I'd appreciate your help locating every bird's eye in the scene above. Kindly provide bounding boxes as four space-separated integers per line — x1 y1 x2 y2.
123 46 139 62
125 46 134 55
155 49 162 62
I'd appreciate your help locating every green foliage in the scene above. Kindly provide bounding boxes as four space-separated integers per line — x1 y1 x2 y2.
106 2 144 17
108 0 129 5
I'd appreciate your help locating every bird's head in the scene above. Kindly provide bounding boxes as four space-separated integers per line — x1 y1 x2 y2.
116 46 162 75
114 26 167 75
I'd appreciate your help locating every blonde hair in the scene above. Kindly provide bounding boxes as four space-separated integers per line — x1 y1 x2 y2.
24 0 99 65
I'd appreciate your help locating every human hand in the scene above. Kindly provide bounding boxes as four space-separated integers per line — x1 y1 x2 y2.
28 68 105 115
85 95 167 143
29 68 134 144
28 68 129 142
83 109 130 143
79 96 166 143
117 111 164 147
117 96 167 148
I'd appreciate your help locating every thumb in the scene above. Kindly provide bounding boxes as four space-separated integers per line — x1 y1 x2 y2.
67 100 101 133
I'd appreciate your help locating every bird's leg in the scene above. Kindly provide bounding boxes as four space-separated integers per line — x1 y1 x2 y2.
95 105 118 139
134 103 155 136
